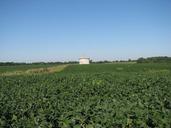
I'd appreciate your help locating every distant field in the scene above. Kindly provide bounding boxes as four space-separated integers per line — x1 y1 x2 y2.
0 63 171 127
0 64 59 73
63 63 171 74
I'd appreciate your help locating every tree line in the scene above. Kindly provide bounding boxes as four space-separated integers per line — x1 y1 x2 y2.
0 61 78 66
0 56 170 66
137 56 171 63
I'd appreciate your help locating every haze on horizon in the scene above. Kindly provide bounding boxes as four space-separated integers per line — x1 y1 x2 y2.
0 0 171 62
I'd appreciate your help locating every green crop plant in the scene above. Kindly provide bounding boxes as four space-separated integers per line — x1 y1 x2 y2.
0 63 171 127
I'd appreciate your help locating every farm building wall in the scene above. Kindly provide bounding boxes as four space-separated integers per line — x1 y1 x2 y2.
79 58 90 64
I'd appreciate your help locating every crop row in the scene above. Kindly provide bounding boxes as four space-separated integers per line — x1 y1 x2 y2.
0 72 171 127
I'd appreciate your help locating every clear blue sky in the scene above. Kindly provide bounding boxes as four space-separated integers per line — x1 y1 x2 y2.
0 0 171 62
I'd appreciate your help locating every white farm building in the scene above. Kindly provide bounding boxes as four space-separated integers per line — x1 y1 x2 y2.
79 57 90 64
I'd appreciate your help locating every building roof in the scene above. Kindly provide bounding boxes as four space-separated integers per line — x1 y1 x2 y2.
79 57 90 60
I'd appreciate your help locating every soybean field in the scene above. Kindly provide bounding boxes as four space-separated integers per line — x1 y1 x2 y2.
0 63 171 127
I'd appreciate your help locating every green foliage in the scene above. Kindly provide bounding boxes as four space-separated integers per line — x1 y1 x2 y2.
0 63 171 127
137 56 171 63
0 64 58 73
